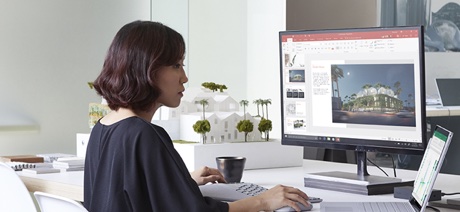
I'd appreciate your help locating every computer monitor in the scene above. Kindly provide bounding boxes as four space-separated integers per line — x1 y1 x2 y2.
279 26 426 195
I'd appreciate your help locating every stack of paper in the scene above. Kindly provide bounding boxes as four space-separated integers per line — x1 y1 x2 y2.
36 153 76 163
52 157 85 171
22 167 60 174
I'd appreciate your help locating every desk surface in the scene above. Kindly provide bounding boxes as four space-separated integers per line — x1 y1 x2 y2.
18 170 83 202
18 159 460 211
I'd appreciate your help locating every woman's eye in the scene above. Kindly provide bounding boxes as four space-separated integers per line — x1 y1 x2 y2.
174 64 185 68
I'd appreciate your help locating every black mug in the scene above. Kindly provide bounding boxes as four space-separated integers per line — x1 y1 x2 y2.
216 156 246 183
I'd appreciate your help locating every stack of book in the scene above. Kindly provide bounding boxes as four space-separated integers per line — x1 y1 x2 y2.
21 162 58 174
0 155 44 163
52 157 85 172
0 155 44 171
4 162 36 171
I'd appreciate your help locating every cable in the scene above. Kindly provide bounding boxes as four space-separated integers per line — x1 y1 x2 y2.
442 192 460 196
366 158 389 177
391 154 397 178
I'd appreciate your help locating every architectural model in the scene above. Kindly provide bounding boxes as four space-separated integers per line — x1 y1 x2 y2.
152 87 262 143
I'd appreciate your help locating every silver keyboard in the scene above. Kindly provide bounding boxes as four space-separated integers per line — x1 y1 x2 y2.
199 182 322 203
362 202 414 212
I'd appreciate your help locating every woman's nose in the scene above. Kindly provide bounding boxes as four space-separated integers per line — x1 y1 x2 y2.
181 69 189 84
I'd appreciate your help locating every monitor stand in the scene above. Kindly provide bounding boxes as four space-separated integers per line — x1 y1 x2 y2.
304 150 414 195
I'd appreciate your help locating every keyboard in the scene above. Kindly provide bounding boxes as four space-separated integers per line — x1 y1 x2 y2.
199 182 322 203
320 202 415 212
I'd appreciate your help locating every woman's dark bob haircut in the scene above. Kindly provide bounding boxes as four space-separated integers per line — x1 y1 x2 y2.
92 20 185 112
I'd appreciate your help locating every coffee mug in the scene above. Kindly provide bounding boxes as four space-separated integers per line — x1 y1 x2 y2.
216 156 246 183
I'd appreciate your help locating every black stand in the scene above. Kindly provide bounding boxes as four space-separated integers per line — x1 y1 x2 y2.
304 150 414 195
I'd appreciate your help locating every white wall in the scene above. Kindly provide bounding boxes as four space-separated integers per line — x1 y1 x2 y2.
425 53 460 98
0 0 150 155
186 0 284 139
0 0 289 157
151 0 189 78
188 0 247 102
2 0 456 156
246 0 286 139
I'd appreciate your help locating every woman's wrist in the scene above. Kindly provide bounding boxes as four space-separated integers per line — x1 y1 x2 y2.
228 195 266 212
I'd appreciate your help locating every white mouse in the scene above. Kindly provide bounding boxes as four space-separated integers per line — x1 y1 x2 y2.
275 201 313 211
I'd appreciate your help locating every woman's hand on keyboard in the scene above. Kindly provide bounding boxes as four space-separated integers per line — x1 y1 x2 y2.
190 166 226 185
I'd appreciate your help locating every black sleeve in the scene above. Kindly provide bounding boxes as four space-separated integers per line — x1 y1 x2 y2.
123 124 229 212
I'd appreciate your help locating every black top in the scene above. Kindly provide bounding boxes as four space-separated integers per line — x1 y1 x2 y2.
84 117 228 212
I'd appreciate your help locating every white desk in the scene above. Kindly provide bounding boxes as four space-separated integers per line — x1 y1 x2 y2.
18 159 460 211
244 160 460 211
18 171 83 202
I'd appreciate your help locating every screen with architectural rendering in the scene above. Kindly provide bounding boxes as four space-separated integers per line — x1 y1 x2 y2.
279 26 426 154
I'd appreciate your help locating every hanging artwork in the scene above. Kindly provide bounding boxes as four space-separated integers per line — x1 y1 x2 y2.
380 0 460 52
425 0 460 52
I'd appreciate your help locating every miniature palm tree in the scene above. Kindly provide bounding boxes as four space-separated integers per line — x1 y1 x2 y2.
262 99 272 119
253 99 262 117
193 99 210 143
198 99 209 120
237 99 253 142
258 99 272 140
260 99 267 118
258 118 272 141
239 100 249 119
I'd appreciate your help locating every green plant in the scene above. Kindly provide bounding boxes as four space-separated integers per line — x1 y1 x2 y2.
193 120 211 143
258 118 272 141
236 119 253 142
201 82 227 92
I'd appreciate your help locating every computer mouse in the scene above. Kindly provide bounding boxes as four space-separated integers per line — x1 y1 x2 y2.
275 201 313 211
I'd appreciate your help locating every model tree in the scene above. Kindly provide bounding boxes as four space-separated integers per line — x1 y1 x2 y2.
237 120 253 142
262 99 272 119
201 82 227 93
193 120 211 144
240 100 249 119
198 99 209 120
218 84 228 92
258 118 272 141
253 99 262 117
193 99 211 143
258 99 272 140
236 100 253 142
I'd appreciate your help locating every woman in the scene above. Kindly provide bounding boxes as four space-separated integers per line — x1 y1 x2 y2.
84 20 310 212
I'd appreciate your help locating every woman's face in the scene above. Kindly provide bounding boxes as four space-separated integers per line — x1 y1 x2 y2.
155 59 188 108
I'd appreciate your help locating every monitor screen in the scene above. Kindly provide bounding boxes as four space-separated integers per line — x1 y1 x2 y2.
279 26 426 155
279 26 427 194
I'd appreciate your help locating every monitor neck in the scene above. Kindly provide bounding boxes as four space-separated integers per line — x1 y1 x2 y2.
356 150 369 179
